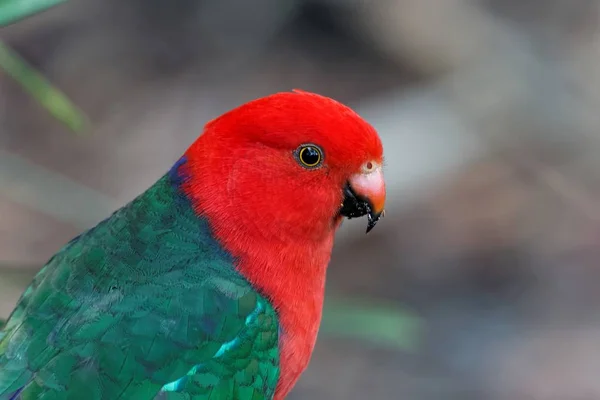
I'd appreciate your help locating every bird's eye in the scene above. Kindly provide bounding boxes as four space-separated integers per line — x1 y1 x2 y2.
295 144 323 169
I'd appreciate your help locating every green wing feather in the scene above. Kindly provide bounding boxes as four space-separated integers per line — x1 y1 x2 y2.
0 170 280 400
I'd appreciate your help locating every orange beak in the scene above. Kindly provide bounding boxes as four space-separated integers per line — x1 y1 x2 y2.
341 165 386 233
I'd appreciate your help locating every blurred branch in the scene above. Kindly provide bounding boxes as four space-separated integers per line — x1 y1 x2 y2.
0 40 88 133
0 0 68 27
0 149 119 229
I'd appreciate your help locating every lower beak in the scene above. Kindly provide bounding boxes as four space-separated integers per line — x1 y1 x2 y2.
339 167 386 233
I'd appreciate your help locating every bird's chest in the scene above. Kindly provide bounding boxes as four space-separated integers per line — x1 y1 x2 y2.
274 301 323 399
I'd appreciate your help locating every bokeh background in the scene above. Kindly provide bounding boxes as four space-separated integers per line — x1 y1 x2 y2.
3 1 600 399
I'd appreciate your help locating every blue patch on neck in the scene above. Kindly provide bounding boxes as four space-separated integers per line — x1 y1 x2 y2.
168 156 189 187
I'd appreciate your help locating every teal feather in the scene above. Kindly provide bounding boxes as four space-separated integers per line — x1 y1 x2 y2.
0 159 280 400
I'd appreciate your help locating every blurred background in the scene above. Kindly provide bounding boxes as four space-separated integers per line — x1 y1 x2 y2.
3 0 600 398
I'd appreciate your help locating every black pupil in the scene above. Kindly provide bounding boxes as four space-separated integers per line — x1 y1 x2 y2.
301 147 320 165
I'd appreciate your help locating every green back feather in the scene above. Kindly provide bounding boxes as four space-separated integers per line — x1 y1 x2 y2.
0 165 280 400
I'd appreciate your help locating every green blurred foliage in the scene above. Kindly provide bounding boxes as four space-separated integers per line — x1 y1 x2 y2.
0 0 88 133
0 0 68 26
322 295 421 351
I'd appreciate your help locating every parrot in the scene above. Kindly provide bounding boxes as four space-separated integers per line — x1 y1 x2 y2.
0 90 386 400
